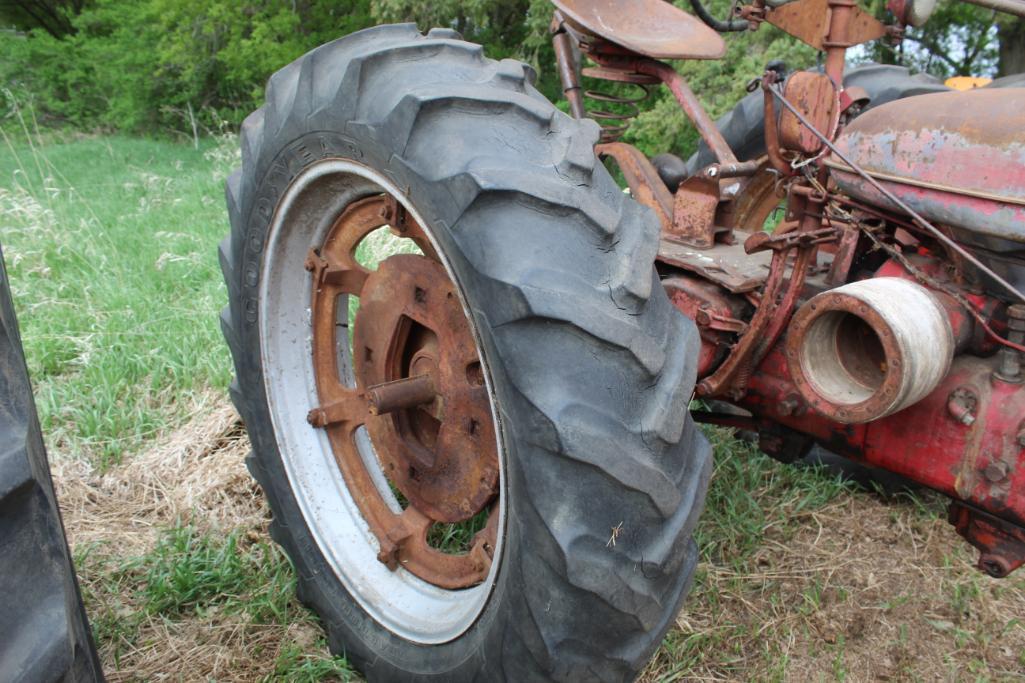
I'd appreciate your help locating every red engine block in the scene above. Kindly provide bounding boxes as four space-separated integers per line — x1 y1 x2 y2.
673 259 1025 577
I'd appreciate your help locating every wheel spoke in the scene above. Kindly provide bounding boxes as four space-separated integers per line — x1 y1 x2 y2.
306 387 370 429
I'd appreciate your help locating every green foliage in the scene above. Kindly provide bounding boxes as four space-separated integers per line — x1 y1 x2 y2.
866 0 999 77
2 0 374 132
2 0 1013 137
625 0 816 159
269 644 356 682
137 525 292 618
372 0 561 98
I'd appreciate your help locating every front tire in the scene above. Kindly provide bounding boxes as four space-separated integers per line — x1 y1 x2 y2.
220 24 710 681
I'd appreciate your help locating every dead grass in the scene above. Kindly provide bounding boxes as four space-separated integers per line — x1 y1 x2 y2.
54 394 261 557
52 392 352 681
643 492 1025 682
51 397 1025 681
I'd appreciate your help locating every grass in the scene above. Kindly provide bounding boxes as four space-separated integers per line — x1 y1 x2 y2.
3 118 1024 680
1 110 235 467
75 524 356 680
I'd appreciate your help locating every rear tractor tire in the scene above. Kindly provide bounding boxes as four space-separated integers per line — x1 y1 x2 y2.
220 25 711 681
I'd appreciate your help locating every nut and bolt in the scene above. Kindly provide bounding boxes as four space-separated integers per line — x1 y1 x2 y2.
984 461 1009 484
995 305 1025 383
946 387 978 426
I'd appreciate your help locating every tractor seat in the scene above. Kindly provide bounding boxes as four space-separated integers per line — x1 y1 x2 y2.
553 0 726 60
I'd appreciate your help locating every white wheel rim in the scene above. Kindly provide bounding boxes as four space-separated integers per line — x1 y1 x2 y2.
258 159 505 644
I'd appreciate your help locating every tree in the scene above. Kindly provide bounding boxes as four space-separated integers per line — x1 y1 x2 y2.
996 17 1024 76
0 0 87 38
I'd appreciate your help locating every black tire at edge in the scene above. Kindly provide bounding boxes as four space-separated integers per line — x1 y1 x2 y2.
220 24 712 682
0 243 104 682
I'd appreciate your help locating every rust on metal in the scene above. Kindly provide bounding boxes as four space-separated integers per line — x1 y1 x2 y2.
994 304 1025 383
663 274 750 377
743 222 837 253
778 71 839 155
354 254 498 523
697 189 820 398
635 59 738 165
552 0 726 60
949 502 1025 578
829 89 1025 244
761 70 794 175
551 13 586 119
668 174 722 248
367 374 436 416
825 224 860 285
582 66 660 84
596 141 674 229
307 193 499 590
764 0 886 52
658 232 773 293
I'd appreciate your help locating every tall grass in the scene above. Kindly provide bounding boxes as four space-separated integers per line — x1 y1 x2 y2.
1 105 237 466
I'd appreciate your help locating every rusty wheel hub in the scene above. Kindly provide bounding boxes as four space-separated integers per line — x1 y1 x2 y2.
306 194 499 589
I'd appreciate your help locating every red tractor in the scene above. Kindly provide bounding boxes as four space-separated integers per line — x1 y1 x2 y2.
210 0 1025 679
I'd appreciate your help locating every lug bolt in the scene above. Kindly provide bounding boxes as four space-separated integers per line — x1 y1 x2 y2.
984 461 1009 483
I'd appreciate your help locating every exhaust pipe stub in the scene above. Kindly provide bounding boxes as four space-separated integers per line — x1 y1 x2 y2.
785 277 954 424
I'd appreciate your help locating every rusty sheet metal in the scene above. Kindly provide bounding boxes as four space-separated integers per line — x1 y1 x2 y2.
669 174 721 248
658 231 773 293
764 0 886 50
830 89 1025 243
778 71 839 155
552 0 725 60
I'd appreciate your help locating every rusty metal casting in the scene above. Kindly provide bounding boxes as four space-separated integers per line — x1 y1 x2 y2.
949 503 1025 578
552 0 726 60
596 142 674 228
306 194 499 590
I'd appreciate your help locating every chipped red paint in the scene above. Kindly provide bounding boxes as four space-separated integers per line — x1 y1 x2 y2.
831 89 1025 242
671 252 1025 572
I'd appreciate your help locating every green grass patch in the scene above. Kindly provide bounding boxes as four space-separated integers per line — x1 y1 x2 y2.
269 643 357 682
1 111 236 466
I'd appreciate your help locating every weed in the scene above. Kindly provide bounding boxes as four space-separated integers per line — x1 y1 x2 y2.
268 642 357 682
